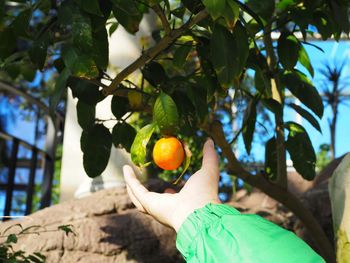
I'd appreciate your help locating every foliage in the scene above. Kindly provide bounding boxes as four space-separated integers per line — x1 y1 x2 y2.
0 223 75 262
316 143 331 172
0 0 349 181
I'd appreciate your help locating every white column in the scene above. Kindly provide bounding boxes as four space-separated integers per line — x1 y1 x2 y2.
60 13 156 202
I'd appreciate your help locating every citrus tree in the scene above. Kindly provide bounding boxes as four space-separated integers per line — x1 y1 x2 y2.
1 0 349 261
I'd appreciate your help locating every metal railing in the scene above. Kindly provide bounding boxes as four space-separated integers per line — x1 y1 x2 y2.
0 80 63 220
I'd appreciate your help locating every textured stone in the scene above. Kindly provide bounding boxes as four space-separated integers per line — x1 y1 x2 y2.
0 187 183 263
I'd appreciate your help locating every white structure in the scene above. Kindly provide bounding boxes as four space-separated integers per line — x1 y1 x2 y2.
60 14 156 202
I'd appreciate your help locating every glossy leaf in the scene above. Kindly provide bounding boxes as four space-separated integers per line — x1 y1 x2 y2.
29 34 50 70
112 122 136 152
111 95 128 119
298 44 314 77
210 24 236 87
72 8 94 52
153 92 179 135
130 124 155 166
242 99 257 154
288 103 321 132
62 46 99 78
232 22 249 76
50 68 70 112
81 124 112 177
246 0 275 21
142 62 167 86
282 71 323 118
265 136 277 180
277 33 300 70
75 0 103 16
285 122 316 180
69 78 104 105
76 100 95 130
202 0 226 20
0 28 16 59
111 0 143 34
173 42 192 68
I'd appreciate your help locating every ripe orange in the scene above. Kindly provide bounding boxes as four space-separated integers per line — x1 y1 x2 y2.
153 137 185 170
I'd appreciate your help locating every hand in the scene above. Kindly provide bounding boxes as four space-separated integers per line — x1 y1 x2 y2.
123 139 221 232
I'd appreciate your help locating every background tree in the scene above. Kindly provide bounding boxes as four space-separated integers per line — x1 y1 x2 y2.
1 0 350 261
319 60 350 160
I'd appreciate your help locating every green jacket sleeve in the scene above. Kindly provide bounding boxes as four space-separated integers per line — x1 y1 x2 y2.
176 203 325 263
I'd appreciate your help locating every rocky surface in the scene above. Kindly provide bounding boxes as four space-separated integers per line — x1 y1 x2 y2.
0 187 183 263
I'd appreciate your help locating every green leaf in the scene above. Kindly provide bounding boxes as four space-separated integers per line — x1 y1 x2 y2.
173 42 192 69
242 99 257 154
111 0 145 34
130 124 155 166
254 67 271 96
285 122 316 180
69 78 104 105
111 95 129 119
72 7 94 52
288 103 321 132
58 225 76 236
112 122 136 152
27 254 45 263
282 71 323 118
29 34 50 70
277 32 300 70
77 100 95 130
81 124 112 177
265 136 277 180
0 28 16 59
203 0 226 20
153 92 179 135
210 24 236 87
50 68 70 112
6 234 17 244
223 0 239 27
142 62 168 86
20 63 36 82
11 8 31 37
75 0 103 16
246 0 275 21
62 46 99 78
109 22 119 36
181 0 204 13
298 44 314 77
232 22 249 76
91 17 109 70
261 98 282 115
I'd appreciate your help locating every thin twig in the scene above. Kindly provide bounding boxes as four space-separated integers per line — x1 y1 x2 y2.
103 9 208 96
152 4 171 35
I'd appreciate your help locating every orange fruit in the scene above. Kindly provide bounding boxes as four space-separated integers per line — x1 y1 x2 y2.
153 137 185 170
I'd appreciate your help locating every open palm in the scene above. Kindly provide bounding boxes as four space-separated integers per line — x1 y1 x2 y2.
123 139 221 231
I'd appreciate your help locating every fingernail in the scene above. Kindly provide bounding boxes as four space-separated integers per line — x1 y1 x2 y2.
206 137 214 145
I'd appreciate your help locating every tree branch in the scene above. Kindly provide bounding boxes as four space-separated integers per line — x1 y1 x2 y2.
152 4 171 35
203 120 335 262
102 9 208 96
263 30 287 189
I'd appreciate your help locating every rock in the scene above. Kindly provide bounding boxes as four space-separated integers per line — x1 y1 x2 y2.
0 187 183 263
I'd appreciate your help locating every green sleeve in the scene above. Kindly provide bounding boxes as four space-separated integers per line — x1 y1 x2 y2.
176 203 325 263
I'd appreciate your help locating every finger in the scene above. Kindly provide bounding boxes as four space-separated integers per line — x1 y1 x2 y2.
126 184 146 212
201 138 219 174
123 165 150 210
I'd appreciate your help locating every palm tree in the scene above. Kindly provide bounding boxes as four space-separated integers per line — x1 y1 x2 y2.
319 60 350 160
